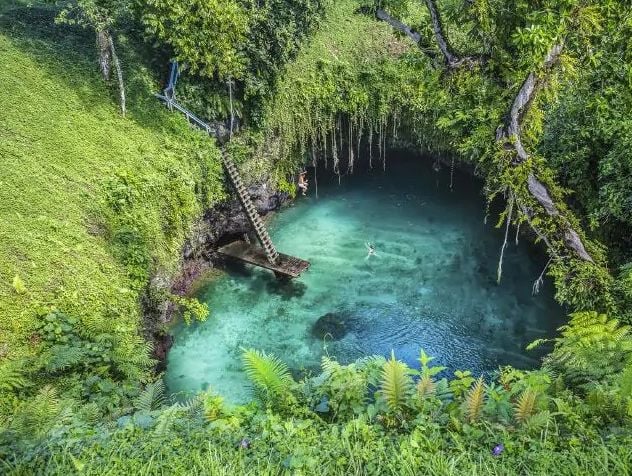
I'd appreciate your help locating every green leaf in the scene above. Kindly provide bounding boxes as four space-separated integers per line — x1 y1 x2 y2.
379 351 413 414
12 275 26 294
241 348 294 404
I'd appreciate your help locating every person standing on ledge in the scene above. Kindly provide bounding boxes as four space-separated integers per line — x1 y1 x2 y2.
298 171 309 196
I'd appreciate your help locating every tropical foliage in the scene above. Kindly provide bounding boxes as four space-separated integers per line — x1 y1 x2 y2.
2 0 632 473
3 343 632 474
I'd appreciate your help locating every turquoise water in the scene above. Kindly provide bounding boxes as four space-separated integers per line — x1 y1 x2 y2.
165 156 564 402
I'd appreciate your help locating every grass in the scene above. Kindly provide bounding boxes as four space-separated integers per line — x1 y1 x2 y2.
4 420 632 476
0 3 225 375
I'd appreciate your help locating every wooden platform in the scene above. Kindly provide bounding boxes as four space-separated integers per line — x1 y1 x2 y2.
218 241 310 278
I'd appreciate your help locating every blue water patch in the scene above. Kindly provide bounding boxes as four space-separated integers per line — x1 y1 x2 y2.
165 155 564 402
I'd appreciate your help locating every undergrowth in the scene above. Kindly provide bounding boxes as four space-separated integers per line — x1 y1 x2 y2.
3 316 632 474
0 3 225 400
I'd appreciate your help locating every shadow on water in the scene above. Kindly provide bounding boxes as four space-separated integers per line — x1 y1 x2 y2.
265 278 308 300
166 152 565 402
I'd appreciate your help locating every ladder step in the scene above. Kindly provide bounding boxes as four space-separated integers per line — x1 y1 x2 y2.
223 154 282 264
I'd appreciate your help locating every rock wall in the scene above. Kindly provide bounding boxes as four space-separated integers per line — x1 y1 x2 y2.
147 182 290 366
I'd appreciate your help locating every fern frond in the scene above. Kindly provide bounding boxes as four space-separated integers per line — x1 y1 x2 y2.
135 380 166 412
11 385 60 437
434 378 453 402
620 365 632 399
181 394 206 419
514 388 538 424
417 374 436 399
357 355 387 369
546 311 632 386
463 377 485 423
321 356 341 377
153 404 183 437
79 402 102 425
380 351 413 413
47 345 87 371
526 338 550 351
524 410 552 432
0 360 29 391
242 349 294 402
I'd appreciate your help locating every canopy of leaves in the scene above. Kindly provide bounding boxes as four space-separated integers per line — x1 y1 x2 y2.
143 0 249 79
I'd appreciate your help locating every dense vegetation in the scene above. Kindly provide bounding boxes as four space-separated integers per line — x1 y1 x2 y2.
0 0 226 413
1 0 631 473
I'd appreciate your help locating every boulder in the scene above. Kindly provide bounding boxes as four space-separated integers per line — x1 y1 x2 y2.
311 312 349 340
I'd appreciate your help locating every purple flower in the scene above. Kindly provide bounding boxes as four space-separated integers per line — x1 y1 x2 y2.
239 438 251 450
492 443 504 457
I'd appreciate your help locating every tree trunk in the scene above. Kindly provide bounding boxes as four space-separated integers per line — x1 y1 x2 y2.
376 6 478 68
96 30 111 80
497 43 593 262
108 34 126 117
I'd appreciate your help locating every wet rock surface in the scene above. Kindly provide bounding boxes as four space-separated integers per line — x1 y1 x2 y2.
147 181 290 365
311 312 351 340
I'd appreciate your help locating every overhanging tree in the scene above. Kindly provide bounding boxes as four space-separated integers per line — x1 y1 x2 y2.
372 0 616 309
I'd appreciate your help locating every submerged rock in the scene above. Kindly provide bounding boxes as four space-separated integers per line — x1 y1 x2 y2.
311 312 350 340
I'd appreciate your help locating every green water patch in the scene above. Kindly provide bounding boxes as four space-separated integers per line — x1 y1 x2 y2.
166 155 564 402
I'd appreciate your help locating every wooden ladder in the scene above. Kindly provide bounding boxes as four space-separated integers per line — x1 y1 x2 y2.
221 151 279 264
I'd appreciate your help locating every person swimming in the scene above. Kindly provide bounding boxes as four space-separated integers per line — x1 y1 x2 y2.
365 242 377 259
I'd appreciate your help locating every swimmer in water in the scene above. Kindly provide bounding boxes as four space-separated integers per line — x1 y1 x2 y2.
365 242 377 259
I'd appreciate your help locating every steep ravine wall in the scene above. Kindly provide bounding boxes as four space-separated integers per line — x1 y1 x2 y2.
146 181 290 367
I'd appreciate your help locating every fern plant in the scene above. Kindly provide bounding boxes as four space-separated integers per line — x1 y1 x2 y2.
242 349 295 405
316 356 374 420
417 374 436 399
379 351 413 414
134 380 166 412
0 360 29 392
9 385 62 438
514 388 538 424
463 377 485 423
530 312 632 388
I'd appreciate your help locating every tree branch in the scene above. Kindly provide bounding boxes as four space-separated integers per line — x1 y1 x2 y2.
498 43 593 263
376 4 480 69
376 9 421 44
374 7 592 263
424 0 459 66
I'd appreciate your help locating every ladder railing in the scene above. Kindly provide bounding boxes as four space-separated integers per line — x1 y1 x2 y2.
155 67 279 264
221 151 279 264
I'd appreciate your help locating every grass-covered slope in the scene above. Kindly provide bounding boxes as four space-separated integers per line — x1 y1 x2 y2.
0 4 224 390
